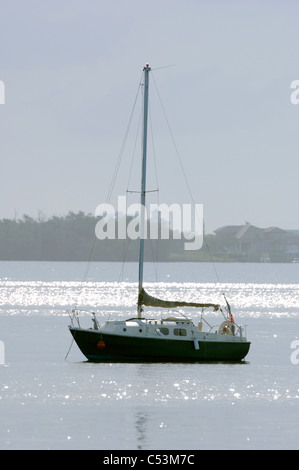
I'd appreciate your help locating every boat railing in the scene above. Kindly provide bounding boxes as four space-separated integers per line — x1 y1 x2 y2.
68 309 101 330
203 320 246 339
161 309 191 322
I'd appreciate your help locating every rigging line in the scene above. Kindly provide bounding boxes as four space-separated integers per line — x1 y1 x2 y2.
151 71 192 200
118 195 132 283
151 64 176 71
127 189 158 194
149 101 160 284
151 71 221 284
148 230 159 285
64 336 75 360
123 84 161 285
107 75 143 204
149 101 160 196
64 338 74 360
204 231 220 283
76 74 143 304
118 237 130 282
126 103 143 192
74 233 99 308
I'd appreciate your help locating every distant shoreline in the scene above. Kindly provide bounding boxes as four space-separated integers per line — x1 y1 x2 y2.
1 213 298 263
0 259 296 263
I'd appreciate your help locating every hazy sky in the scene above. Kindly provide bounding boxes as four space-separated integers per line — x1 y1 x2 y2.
1 0 299 233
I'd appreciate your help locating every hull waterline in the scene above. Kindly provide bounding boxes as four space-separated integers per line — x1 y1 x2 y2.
69 327 250 362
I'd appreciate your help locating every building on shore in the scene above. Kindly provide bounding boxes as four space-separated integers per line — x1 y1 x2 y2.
214 223 299 262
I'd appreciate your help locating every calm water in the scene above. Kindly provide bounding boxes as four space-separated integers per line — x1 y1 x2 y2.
0 261 299 450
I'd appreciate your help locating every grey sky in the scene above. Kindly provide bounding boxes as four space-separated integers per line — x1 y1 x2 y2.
0 0 298 233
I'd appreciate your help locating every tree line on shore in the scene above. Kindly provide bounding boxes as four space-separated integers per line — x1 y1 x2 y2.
0 211 225 262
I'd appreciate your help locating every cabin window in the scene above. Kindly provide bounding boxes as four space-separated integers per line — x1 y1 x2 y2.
157 328 169 335
174 328 187 336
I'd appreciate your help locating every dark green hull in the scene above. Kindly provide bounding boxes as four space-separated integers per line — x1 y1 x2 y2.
70 328 250 362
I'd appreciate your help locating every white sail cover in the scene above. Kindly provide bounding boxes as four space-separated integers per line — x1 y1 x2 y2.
138 288 219 310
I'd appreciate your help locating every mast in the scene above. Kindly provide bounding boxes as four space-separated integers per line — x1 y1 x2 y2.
138 64 151 318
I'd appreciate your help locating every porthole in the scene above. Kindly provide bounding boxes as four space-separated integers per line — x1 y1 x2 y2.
174 328 187 336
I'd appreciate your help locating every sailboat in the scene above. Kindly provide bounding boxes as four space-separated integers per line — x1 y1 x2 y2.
68 64 250 362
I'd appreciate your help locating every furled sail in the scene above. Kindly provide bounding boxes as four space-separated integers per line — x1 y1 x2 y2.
138 288 220 310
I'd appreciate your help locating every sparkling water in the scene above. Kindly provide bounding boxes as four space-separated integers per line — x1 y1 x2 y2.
0 261 299 449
